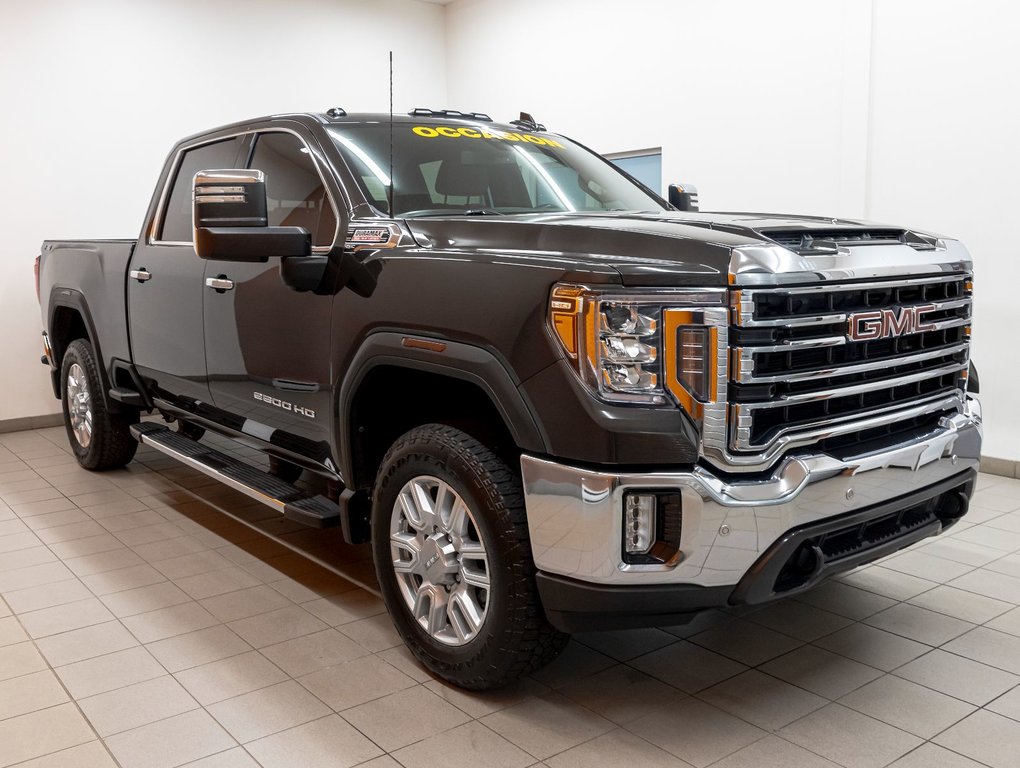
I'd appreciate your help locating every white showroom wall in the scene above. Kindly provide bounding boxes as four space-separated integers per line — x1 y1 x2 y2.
445 0 1020 462
0 0 447 423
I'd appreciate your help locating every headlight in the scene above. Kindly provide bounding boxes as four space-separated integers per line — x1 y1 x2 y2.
549 283 728 413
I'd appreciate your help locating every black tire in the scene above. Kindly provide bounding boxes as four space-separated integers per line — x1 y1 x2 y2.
61 339 138 471
371 423 568 690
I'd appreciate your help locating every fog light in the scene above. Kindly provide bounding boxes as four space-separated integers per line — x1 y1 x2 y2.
624 493 656 555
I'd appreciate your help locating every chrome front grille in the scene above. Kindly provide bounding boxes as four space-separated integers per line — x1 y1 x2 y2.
730 274 972 453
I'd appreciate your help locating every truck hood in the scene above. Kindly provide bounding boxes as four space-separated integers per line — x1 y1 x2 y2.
404 211 961 287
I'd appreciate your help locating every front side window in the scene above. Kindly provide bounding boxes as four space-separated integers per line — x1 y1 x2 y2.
159 136 244 242
249 132 337 247
329 123 666 217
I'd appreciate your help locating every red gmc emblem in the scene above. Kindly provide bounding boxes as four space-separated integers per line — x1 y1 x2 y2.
847 304 937 341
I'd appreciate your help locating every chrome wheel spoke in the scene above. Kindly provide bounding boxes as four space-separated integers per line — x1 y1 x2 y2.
390 474 491 647
66 363 92 449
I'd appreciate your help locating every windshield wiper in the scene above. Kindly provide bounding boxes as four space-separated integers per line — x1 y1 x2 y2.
462 209 503 216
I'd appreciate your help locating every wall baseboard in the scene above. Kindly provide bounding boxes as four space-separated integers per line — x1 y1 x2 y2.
980 456 1019 480
0 413 64 434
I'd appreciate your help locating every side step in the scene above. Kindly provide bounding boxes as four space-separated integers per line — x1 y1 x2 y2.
130 422 341 529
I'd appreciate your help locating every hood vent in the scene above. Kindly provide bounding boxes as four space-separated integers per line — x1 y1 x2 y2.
762 228 937 255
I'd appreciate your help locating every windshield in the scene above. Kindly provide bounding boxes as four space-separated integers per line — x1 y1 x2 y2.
328 122 666 217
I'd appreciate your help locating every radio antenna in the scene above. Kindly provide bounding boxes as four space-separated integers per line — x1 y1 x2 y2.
388 51 394 217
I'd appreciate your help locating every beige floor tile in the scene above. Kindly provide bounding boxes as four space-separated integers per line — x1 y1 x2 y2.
151 550 235 580
700 669 828 731
558 664 683 725
918 537 1004 567
0 546 57 574
114 521 188 547
863 602 975 646
952 524 1020 552
544 728 689 768
175 566 262 601
630 640 747 694
19 597 115 639
0 519 30 537
345 685 473 753
97 509 169 534
206 679 331 743
986 606 1020 638
760 644 883 701
779 703 921 768
63 547 145 577
393 720 535 768
424 675 550 720
894 649 1020 705
299 653 416 711
887 742 987 768
56 645 167 699
122 601 220 644
795 581 898 620
0 670 69 720
199 585 292 623
986 685 1020 722
260 628 368 678
375 644 434 683
132 535 210 563
47 534 126 560
948 569 1020 604
839 674 975 738
744 599 853 642
301 590 386 626
35 620 138 667
100 581 191 618
228 605 328 648
21 508 90 531
574 628 677 661
0 561 75 594
907 584 1015 624
12 741 118 768
181 747 261 767
880 550 975 582
146 625 252 673
627 697 766 767
814 623 930 672
689 618 803 666
0 531 44 555
942 626 1020 675
0 616 28 647
0 703 95 768
81 563 167 596
246 714 383 768
336 613 403 653
710 735 841 767
35 520 107 545
933 710 1020 768
105 709 237 768
175 650 289 705
837 566 937 601
3 578 92 615
0 641 47 682
79 674 199 736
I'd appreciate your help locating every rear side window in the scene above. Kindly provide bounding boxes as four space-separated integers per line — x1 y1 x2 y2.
249 132 337 247
159 137 244 243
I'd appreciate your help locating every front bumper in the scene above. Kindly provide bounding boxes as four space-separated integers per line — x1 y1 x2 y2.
522 398 982 631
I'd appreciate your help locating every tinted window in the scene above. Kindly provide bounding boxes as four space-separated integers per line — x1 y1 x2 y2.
159 137 243 242
249 132 337 247
329 123 665 217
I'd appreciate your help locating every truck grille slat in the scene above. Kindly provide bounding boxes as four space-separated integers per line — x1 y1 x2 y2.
730 275 972 453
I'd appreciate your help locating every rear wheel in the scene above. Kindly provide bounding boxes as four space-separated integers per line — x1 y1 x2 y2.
61 339 138 470
372 424 567 689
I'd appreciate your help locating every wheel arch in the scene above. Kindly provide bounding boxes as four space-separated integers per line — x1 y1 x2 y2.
47 289 108 400
338 332 549 490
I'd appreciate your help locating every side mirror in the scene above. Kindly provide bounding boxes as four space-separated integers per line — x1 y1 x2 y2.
668 183 700 212
192 170 311 261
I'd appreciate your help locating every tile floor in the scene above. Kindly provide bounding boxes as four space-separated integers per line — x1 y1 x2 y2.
0 425 1019 768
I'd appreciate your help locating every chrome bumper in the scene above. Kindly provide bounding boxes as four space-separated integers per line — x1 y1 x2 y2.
521 397 982 587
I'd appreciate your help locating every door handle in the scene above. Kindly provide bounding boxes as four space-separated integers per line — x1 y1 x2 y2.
129 269 152 283
205 277 235 292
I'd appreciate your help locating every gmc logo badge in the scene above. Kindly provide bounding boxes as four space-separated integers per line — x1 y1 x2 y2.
847 304 937 341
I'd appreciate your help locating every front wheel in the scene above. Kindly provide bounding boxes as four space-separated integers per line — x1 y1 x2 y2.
372 424 567 689
61 339 138 470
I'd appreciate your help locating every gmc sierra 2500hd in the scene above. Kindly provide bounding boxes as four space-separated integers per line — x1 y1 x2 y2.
37 108 981 689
